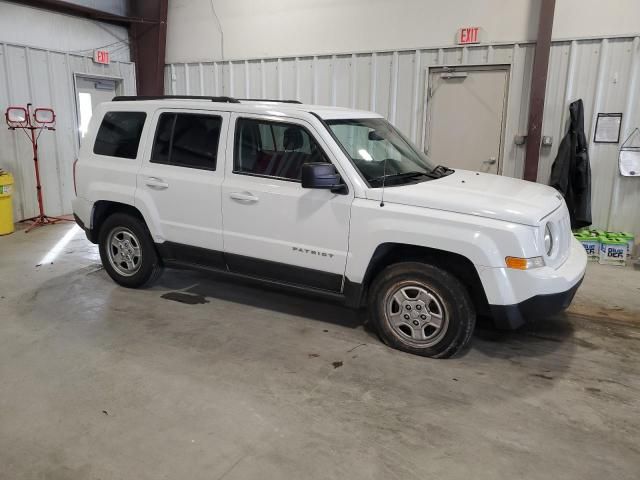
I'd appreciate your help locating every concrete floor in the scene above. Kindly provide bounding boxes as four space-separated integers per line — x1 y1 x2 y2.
1 223 639 480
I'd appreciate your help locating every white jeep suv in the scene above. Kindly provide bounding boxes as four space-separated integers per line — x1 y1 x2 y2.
72 95 587 358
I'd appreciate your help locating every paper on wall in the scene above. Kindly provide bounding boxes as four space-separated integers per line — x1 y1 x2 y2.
619 128 640 177
595 114 622 143
620 150 640 176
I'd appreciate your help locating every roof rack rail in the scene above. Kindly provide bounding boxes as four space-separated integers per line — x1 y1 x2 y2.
238 98 302 104
112 95 241 103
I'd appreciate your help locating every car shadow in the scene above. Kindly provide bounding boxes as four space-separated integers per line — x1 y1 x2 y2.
472 313 577 367
154 268 579 363
154 267 367 331
17 263 580 387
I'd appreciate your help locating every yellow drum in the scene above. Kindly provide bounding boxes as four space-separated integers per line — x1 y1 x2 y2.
0 171 15 235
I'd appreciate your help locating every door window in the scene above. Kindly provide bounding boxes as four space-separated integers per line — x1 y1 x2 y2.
93 111 146 159
234 118 329 181
76 76 118 144
151 113 222 170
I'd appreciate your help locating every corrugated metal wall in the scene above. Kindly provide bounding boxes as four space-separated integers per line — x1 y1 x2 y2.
0 42 136 220
540 37 640 235
166 35 640 235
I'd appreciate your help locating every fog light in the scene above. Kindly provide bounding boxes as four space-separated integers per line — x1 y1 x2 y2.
505 256 545 270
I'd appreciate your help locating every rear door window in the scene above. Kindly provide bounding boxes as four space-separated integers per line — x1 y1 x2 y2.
151 113 222 170
93 111 146 159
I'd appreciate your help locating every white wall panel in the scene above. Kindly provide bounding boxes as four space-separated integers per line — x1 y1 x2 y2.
610 38 640 234
166 36 640 236
166 0 640 63
0 1 130 62
0 42 135 221
296 58 314 105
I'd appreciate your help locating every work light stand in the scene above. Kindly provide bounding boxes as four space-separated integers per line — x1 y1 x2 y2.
5 103 73 233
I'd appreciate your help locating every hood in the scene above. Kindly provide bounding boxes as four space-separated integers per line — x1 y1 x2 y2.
366 170 563 226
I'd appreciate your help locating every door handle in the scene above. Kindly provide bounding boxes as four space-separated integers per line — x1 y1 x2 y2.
484 157 497 165
145 177 169 190
229 192 259 203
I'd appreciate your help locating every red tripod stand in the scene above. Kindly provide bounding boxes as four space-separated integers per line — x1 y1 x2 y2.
5 103 73 233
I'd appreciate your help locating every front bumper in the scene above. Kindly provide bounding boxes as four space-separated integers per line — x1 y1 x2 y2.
489 276 583 329
480 237 587 329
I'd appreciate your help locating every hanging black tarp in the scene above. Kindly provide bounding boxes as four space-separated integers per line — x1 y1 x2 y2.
549 99 592 229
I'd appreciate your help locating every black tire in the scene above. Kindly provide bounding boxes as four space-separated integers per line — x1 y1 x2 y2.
98 212 163 288
368 262 475 358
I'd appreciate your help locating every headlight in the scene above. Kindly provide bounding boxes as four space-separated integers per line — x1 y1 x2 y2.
544 223 553 256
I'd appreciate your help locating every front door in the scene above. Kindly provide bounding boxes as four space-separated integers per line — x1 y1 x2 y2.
425 66 509 174
221 113 353 292
136 109 229 264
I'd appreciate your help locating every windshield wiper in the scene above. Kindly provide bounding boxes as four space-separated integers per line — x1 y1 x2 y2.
431 165 454 177
369 171 436 186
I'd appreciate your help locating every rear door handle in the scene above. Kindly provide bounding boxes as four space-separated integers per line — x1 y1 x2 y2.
145 177 169 190
229 192 259 203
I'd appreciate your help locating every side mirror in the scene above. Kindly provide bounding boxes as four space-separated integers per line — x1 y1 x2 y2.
301 163 347 194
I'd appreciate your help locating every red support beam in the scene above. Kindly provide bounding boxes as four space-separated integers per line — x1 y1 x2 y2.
9 0 168 96
7 0 151 25
129 0 168 96
523 0 556 182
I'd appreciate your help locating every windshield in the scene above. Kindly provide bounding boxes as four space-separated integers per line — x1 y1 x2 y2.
327 118 451 187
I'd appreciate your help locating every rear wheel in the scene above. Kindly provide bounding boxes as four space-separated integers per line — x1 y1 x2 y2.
369 262 475 358
98 213 163 288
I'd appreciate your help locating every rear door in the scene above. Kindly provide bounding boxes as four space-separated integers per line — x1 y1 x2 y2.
136 109 229 264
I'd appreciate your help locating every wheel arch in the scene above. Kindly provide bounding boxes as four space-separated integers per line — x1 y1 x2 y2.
88 200 147 243
353 243 489 315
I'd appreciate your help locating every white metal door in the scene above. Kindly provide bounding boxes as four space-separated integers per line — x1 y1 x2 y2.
136 109 230 252
76 76 119 144
425 67 509 174
221 113 352 292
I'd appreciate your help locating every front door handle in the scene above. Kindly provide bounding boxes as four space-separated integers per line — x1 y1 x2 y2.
484 157 497 165
229 191 259 203
145 177 169 190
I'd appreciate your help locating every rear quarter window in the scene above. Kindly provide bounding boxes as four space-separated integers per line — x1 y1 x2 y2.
93 111 147 159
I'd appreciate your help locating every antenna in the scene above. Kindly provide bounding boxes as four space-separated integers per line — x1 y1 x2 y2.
380 157 387 207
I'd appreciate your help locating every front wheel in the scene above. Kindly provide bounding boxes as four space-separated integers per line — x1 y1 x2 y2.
368 262 475 358
98 212 163 288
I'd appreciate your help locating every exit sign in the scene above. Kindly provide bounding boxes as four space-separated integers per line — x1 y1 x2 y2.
458 27 481 45
93 49 110 65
